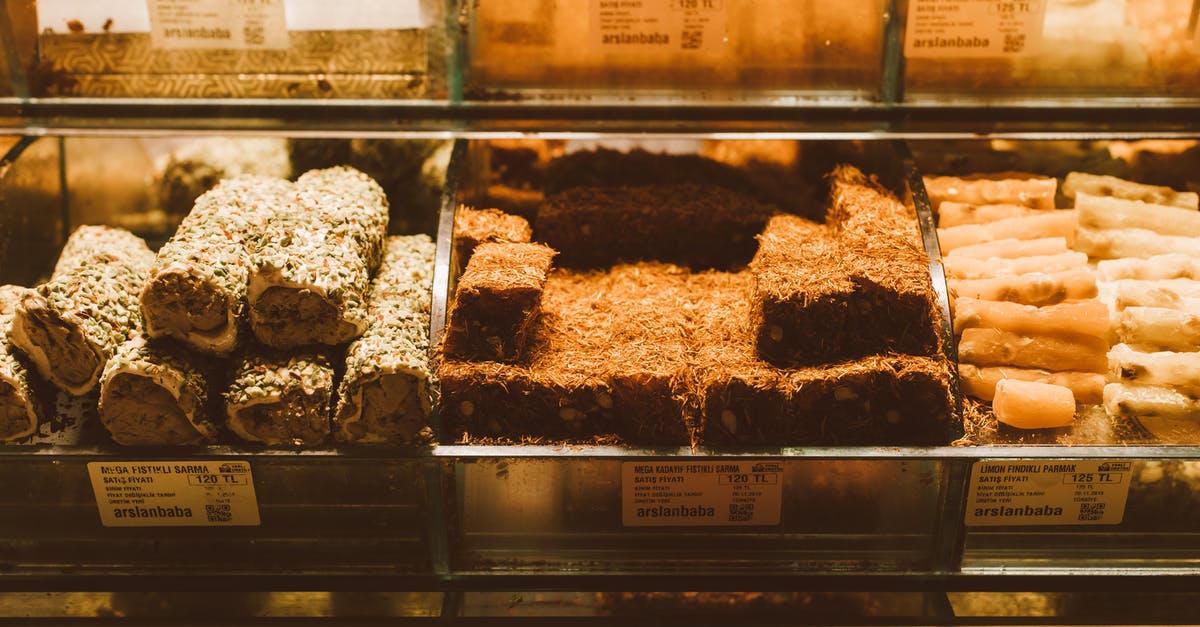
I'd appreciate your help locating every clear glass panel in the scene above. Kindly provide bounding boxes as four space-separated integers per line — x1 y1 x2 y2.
461 591 927 620
451 458 944 572
0 457 434 575
7 0 447 100
464 0 888 103
0 592 444 618
902 0 1200 100
961 459 1200 570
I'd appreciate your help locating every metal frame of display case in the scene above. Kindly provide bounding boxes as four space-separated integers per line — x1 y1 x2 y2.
1 138 1199 621
2 1 1200 624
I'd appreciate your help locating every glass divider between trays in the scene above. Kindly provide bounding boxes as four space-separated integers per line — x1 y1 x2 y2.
880 0 905 105
894 138 969 573
443 0 466 104
430 138 468 443
0 2 27 101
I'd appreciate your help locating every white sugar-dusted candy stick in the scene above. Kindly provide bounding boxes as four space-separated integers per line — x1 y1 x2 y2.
1117 307 1200 352
1098 255 1200 281
1104 382 1200 419
1109 343 1200 392
1076 192 1200 237
1112 279 1200 312
1077 227 1200 260
1064 173 1198 209
958 327 1109 373
954 297 1110 339
959 363 1104 404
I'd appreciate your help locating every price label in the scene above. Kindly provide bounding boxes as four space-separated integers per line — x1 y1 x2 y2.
87 461 260 527
965 460 1132 526
148 0 288 50
904 0 1047 58
621 461 782 527
591 0 727 55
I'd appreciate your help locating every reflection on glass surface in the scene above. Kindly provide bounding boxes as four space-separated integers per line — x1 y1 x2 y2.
466 0 886 102
904 0 1200 98
9 0 444 99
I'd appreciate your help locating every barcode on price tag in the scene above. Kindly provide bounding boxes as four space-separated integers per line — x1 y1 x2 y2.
621 461 782 527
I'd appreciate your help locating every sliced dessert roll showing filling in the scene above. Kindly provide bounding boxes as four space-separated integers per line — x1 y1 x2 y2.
0 285 40 442
226 350 333 446
99 336 218 446
141 175 292 355
335 235 437 444
8 226 155 395
248 167 389 349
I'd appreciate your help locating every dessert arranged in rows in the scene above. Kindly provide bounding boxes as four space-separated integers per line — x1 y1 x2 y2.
1 167 436 447
929 170 1200 441
440 150 956 446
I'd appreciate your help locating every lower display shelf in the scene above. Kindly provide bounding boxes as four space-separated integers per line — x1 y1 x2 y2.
3 588 1200 625
2 445 1199 585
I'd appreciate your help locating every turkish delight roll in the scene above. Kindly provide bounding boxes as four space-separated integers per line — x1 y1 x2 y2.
923 175 1057 210
443 242 557 362
0 286 40 442
248 167 389 349
98 336 218 446
8 226 155 395
141 175 292 355
335 235 437 444
225 350 334 446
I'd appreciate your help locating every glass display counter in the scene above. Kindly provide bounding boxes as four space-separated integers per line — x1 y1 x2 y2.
0 1 1199 624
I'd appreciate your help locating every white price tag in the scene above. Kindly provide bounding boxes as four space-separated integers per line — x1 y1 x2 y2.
87 460 261 527
622 461 782 527
965 460 1132 526
148 0 288 49
904 0 1047 58
591 0 727 55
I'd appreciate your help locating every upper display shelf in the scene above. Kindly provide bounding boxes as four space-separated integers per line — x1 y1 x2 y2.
2 0 1200 133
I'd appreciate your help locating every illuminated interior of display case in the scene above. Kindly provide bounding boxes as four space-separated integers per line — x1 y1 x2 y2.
1 0 1200 624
